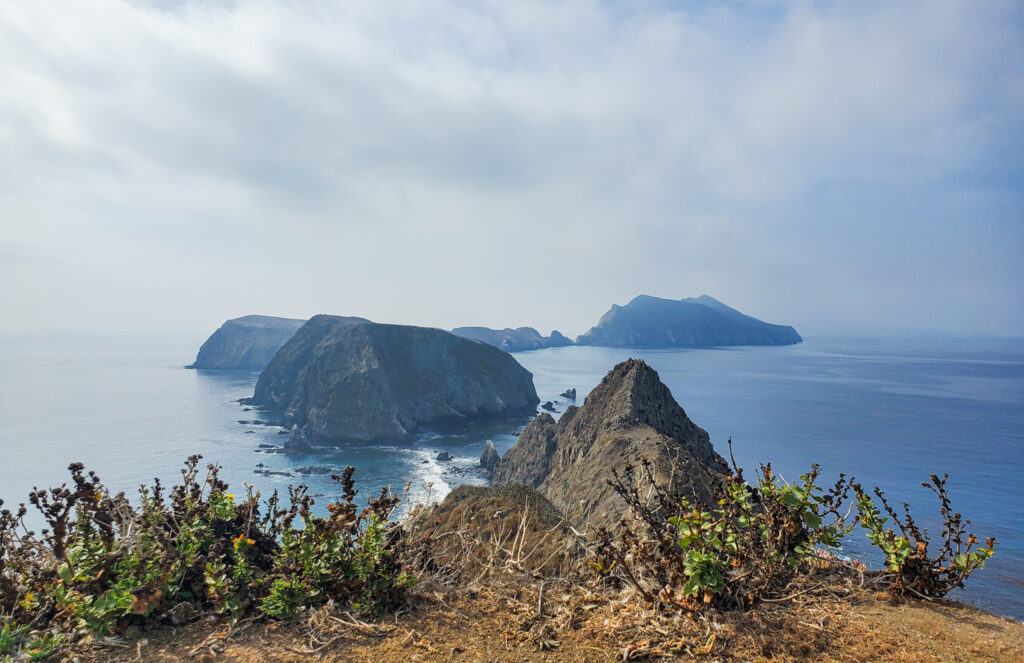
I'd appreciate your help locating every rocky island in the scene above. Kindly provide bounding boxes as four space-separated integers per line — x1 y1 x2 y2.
186 315 307 369
247 315 540 447
451 326 573 352
576 294 802 347
493 358 727 528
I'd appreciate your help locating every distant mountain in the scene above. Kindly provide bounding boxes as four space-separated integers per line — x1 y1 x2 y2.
248 315 539 447
575 295 801 348
186 315 307 369
452 326 574 352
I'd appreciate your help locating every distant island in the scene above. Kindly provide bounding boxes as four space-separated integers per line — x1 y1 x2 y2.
186 315 307 369
188 297 798 369
451 326 573 352
576 294 802 347
247 315 539 447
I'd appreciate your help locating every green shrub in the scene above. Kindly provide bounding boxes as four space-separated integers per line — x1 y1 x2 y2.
595 453 853 611
0 457 415 656
853 474 996 598
596 450 997 613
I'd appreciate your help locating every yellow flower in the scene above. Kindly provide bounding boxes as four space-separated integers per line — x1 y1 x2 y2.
95 492 102 502
247 538 255 545
225 493 234 500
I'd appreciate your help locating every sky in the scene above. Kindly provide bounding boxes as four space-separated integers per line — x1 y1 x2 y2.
1 0 1022 338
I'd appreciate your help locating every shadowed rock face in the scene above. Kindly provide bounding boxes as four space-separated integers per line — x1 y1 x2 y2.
452 327 574 352
493 359 727 529
576 295 801 348
250 315 540 447
187 315 307 369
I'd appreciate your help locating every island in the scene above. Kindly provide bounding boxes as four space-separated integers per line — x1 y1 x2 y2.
186 315 307 370
451 326 574 352
246 315 540 447
575 294 801 347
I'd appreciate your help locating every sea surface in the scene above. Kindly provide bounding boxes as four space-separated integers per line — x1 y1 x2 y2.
1 333 1022 619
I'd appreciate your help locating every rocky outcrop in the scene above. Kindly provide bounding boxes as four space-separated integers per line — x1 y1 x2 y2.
576 295 801 348
452 326 575 352
249 315 540 447
480 440 500 477
560 388 576 400
493 359 727 529
187 315 307 369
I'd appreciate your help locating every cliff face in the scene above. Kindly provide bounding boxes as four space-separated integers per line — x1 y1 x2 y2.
250 315 540 447
452 327 574 352
493 359 727 528
187 315 307 369
576 295 801 348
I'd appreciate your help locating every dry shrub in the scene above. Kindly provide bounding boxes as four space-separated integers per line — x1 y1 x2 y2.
404 484 587 585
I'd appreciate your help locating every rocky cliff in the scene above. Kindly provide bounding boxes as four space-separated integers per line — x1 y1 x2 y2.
187 315 307 369
493 359 727 528
452 326 574 352
576 295 801 347
249 315 540 447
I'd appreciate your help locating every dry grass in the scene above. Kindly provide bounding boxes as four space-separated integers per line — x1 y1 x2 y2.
61 484 1024 663
65 576 1024 663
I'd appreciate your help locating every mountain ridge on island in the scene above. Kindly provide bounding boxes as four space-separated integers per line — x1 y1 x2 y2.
186 315 308 370
452 326 573 352
492 358 727 528
247 315 540 447
576 294 801 348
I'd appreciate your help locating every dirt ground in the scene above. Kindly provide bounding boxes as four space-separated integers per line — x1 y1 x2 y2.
68 579 1024 663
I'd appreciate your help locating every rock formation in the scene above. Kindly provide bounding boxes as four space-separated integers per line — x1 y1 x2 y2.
452 326 574 352
493 359 727 528
248 315 540 447
479 440 500 477
576 295 801 348
560 388 576 400
187 315 307 369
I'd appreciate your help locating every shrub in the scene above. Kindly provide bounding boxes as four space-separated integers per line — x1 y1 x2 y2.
594 452 853 612
595 452 997 614
0 457 414 656
853 474 996 598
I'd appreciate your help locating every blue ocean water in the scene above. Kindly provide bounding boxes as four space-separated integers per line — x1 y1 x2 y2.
1 334 1021 618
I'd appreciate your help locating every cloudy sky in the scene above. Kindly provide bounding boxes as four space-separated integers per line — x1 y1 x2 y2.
1 0 1022 338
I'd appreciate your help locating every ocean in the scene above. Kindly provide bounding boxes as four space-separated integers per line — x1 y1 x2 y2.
1 333 1021 619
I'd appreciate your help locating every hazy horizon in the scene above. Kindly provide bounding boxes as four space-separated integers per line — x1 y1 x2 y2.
2 1 1022 338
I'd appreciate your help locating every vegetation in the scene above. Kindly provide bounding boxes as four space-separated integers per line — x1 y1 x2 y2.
594 445 996 615
0 457 412 660
0 452 1000 661
853 474 996 598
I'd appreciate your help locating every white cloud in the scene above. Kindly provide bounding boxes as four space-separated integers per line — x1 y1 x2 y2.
0 0 1021 336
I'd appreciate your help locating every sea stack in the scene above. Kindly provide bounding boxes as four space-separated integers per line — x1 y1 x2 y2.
480 441 500 477
576 295 801 347
248 315 540 448
493 359 727 528
187 315 307 370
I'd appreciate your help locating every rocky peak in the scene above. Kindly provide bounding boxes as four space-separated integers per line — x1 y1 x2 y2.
494 359 726 528
561 359 721 469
